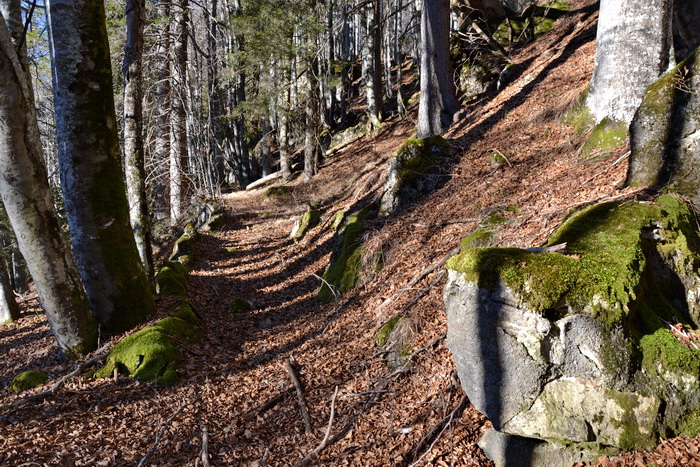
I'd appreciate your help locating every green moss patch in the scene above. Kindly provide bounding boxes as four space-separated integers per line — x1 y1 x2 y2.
292 209 321 241
96 326 181 386
492 1 569 48
10 370 48 392
169 232 195 266
394 135 448 183
330 211 346 231
319 207 374 302
230 299 252 313
376 317 403 347
264 185 292 198
581 118 628 157
173 301 199 325
679 411 700 437
448 195 696 326
155 262 188 297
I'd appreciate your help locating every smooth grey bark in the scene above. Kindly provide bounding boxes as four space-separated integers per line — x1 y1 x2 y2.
586 0 673 124
0 248 19 323
416 0 459 137
0 11 96 355
362 0 383 128
48 0 155 334
123 0 153 281
153 0 171 220
169 0 189 223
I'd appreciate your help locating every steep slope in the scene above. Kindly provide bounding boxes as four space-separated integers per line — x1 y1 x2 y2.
1 0 699 465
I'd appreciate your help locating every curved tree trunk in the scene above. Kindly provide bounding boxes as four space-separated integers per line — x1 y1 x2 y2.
417 0 459 138
586 0 672 124
123 0 153 282
48 0 155 334
0 8 96 356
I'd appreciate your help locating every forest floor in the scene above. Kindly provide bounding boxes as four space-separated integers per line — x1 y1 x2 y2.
2 0 700 465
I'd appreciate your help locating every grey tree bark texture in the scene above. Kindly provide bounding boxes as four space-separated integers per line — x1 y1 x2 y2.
586 0 673 124
0 9 97 356
0 249 19 323
123 0 153 281
169 0 189 223
47 0 155 334
362 0 383 128
153 0 171 221
416 0 460 138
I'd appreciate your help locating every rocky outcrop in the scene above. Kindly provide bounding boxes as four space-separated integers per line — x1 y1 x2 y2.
626 48 700 204
445 195 700 461
379 136 449 217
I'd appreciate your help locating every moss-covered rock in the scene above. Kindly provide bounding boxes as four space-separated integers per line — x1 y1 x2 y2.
204 213 225 231
10 370 48 392
169 231 195 267
173 301 199 325
290 209 321 241
319 207 375 302
379 136 449 217
445 194 700 451
329 211 346 231
376 316 415 369
96 326 181 386
155 262 188 297
627 47 700 204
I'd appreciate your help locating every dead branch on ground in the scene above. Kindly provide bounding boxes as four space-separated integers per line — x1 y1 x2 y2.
294 386 339 467
136 395 189 467
286 359 313 434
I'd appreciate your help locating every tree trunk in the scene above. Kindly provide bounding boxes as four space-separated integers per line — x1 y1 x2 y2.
123 0 153 282
416 0 459 138
0 8 96 356
48 0 155 334
362 0 383 128
304 57 322 182
586 0 673 124
0 248 19 323
170 0 189 222
153 0 171 221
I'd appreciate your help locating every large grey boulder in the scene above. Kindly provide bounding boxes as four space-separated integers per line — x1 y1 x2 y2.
626 47 700 204
445 195 700 459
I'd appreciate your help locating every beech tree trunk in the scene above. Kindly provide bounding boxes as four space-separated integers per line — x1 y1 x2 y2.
48 0 155 334
586 0 673 124
417 0 459 137
0 249 19 323
153 0 171 220
170 0 189 222
362 1 383 128
0 7 96 356
123 0 153 281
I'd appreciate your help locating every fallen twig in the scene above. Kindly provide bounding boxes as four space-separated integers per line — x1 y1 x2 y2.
294 386 339 467
0 342 113 415
375 246 460 319
408 393 469 466
286 359 313 434
137 396 189 467
398 271 446 317
199 425 211 466
245 387 295 420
